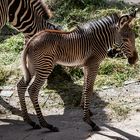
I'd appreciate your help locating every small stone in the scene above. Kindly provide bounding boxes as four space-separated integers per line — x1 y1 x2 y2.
0 86 14 97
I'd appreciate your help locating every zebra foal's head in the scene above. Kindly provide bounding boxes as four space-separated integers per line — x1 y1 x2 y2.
117 8 138 65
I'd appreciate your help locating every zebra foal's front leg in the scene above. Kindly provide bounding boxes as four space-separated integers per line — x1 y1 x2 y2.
28 74 59 132
80 86 94 117
17 77 41 129
82 63 100 131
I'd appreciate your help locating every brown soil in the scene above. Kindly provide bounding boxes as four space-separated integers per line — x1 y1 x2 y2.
0 80 140 140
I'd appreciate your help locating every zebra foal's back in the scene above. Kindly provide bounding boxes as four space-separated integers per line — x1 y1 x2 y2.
27 29 97 67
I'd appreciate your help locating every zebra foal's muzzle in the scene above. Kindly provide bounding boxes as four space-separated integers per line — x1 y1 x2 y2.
128 51 138 65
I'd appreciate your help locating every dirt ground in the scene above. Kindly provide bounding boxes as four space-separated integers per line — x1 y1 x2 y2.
0 80 140 140
0 0 140 140
110 0 140 4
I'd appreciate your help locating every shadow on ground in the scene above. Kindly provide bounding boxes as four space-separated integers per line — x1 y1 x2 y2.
0 79 140 140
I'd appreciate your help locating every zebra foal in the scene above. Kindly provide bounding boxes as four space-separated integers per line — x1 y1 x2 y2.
17 10 138 132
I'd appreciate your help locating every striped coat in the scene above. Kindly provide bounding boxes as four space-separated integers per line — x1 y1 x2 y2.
17 10 138 132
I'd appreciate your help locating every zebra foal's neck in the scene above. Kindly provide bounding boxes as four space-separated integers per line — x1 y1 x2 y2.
76 13 119 51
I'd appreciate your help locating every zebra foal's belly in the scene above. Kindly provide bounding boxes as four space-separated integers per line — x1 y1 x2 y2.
56 59 84 67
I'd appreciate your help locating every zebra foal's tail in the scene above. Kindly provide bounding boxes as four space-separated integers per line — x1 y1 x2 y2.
22 42 32 85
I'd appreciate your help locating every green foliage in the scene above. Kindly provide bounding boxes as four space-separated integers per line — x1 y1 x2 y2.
99 60 116 75
109 103 131 119
0 67 9 85
96 58 140 88
133 18 140 38
47 0 131 30
0 34 23 85
0 33 24 53
68 67 83 80
0 64 21 86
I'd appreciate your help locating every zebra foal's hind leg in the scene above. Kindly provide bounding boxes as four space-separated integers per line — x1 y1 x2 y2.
28 73 59 132
17 77 41 129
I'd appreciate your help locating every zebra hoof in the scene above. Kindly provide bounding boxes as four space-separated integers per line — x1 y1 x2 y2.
89 121 101 131
46 123 59 132
33 124 41 129
29 121 41 129
89 110 93 117
50 126 59 132
92 125 101 131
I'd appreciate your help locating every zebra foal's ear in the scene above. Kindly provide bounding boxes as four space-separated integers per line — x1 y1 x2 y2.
118 15 129 28
118 8 138 28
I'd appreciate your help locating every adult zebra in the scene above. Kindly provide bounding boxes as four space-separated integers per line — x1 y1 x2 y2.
17 10 138 132
0 0 62 43
0 0 66 83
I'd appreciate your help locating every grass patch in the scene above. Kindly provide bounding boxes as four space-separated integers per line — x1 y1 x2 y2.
109 103 131 119
0 34 24 86
95 58 140 88
47 0 132 30
0 33 23 53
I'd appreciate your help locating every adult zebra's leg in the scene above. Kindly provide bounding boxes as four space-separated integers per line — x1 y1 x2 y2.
17 77 41 129
28 74 59 132
83 62 100 131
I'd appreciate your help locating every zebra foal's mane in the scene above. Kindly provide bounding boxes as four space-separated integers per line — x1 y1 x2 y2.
76 13 120 31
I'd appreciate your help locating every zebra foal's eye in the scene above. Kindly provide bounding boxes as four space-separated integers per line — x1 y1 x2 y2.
122 38 129 42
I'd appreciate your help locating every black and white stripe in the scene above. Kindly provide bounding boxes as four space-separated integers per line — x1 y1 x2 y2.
0 0 8 28
0 0 62 41
17 11 138 132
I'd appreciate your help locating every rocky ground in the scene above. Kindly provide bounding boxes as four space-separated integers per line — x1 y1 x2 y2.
0 80 140 140
0 0 140 140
